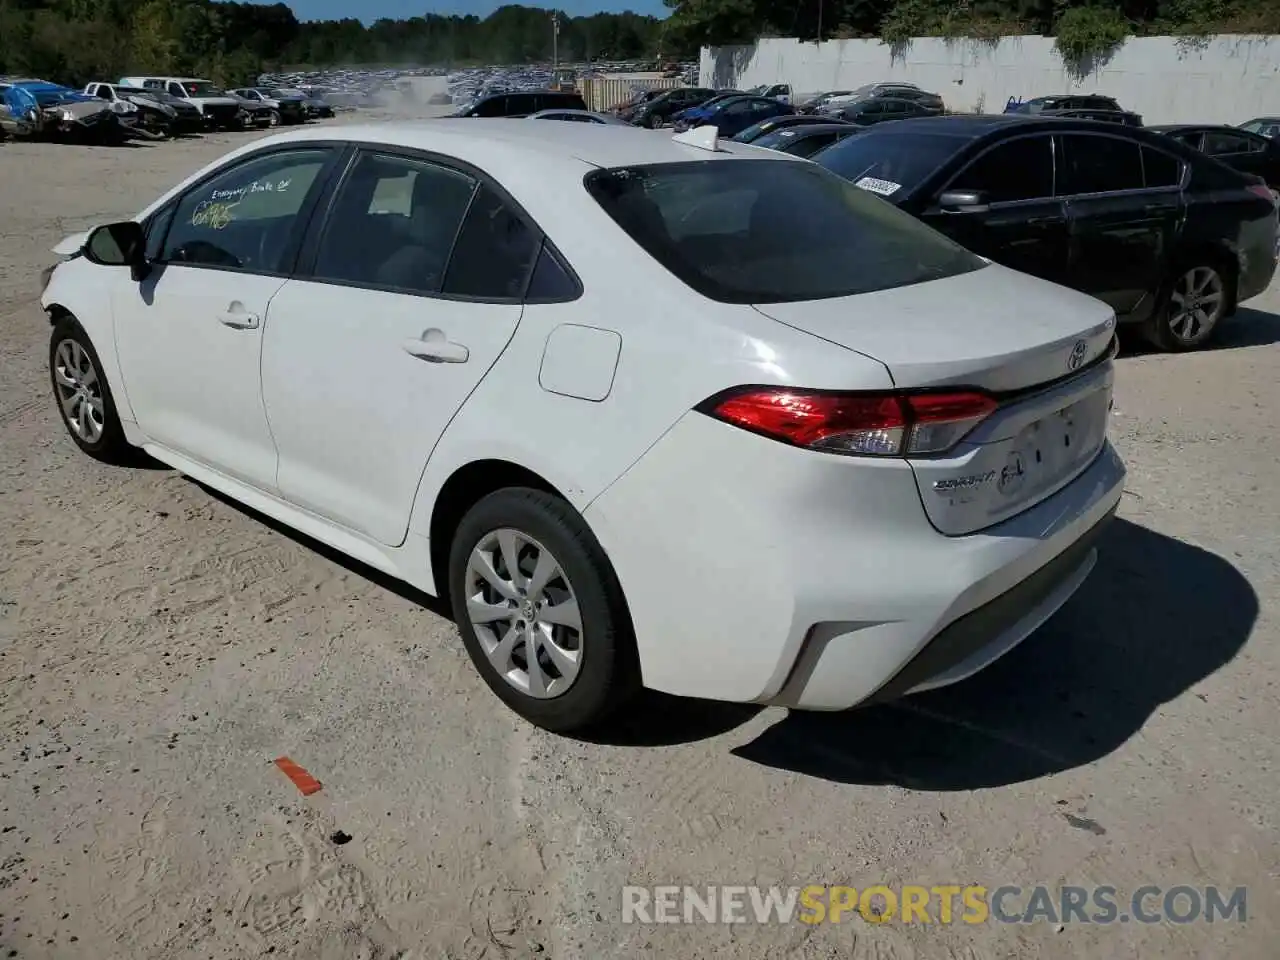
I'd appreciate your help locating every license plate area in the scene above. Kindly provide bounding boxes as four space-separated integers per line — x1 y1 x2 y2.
996 391 1109 502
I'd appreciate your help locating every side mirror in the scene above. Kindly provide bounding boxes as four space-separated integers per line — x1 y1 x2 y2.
936 189 990 213
84 221 149 280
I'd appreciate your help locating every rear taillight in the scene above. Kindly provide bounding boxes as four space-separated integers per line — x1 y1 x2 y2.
700 387 998 457
1246 183 1276 204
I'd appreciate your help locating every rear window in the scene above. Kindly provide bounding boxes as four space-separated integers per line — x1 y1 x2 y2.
812 131 959 195
583 159 985 304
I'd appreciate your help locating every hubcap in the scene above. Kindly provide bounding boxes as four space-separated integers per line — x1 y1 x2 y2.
52 339 105 443
464 529 583 699
1168 266 1224 343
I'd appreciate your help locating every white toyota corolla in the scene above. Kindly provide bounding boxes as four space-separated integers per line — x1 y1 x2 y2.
41 120 1125 732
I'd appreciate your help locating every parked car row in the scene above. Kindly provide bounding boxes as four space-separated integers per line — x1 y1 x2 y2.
671 100 1279 352
0 74 336 144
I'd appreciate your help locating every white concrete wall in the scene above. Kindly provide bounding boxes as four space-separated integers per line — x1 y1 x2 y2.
700 35 1280 124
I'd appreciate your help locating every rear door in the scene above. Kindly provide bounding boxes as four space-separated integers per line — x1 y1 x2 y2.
1058 131 1180 315
920 132 1071 288
261 149 534 546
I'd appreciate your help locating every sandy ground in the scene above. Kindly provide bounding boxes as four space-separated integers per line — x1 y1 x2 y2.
1 112 1279 960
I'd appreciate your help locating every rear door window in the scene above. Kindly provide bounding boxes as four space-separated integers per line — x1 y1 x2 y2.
946 135 1054 203
508 94 537 115
312 152 476 295
1055 134 1144 195
787 132 840 157
473 96 508 117
1203 131 1261 155
1141 146 1183 188
584 159 985 304
442 183 541 299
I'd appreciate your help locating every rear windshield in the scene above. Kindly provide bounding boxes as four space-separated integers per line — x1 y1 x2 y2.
583 159 985 304
812 131 959 195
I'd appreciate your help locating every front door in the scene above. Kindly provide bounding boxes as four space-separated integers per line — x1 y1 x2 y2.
261 149 533 546
113 145 338 489
921 132 1071 288
1057 132 1174 314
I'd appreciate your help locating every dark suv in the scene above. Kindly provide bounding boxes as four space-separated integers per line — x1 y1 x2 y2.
812 115 1279 352
454 90 587 118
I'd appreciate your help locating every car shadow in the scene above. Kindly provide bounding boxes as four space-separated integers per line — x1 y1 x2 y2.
183 478 761 745
188 480 452 620
1120 304 1280 355
730 518 1256 789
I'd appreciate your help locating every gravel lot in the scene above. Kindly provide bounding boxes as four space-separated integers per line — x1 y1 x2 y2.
1 117 1278 960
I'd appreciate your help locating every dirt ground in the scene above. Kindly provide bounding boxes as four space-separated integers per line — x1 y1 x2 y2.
1 115 1278 960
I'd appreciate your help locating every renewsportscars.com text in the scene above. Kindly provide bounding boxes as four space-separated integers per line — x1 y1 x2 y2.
621 884 1247 926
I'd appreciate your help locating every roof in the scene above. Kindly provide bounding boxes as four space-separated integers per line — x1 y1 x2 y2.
258 118 782 173
1147 123 1241 133
856 113 1035 136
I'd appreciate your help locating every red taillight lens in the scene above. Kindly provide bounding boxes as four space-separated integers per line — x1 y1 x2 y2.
1246 183 1276 204
702 387 998 457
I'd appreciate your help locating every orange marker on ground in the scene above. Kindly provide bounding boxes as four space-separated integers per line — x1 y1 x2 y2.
274 756 322 796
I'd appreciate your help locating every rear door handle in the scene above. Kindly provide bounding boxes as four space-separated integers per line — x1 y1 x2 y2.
217 310 259 329
1142 203 1176 214
402 329 469 364
1025 215 1065 227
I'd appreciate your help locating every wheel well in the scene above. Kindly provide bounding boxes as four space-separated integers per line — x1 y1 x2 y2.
46 304 72 325
427 460 562 599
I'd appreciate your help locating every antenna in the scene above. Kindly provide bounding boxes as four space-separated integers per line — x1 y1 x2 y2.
672 124 720 152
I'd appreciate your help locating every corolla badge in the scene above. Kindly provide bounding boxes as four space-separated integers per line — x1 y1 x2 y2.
1067 339 1089 371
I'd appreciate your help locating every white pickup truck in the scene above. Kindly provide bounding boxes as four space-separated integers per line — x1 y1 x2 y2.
119 76 244 130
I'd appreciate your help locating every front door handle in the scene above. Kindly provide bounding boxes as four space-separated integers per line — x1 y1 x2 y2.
402 328 469 364
1024 215 1066 227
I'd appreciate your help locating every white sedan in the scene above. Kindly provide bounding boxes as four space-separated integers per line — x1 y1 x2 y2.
40 120 1125 732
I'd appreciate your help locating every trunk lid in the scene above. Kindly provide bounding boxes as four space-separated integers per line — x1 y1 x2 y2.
753 263 1118 535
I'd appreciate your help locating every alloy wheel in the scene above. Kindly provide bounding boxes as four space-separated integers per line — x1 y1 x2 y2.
52 339 105 444
464 528 583 699
1168 265 1225 344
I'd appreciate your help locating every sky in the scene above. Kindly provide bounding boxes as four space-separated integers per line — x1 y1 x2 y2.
285 0 670 24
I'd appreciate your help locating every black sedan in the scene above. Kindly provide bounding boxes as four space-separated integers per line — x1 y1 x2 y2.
1149 124 1280 191
747 122 863 158
810 114 1279 351
826 97 938 126
731 113 849 144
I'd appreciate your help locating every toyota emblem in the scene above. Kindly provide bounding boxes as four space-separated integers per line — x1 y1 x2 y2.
1067 339 1089 371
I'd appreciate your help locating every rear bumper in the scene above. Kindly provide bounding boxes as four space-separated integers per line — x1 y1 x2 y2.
1237 216 1279 303
585 412 1125 709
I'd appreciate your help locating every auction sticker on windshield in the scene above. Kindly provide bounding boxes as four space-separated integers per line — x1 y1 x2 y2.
855 176 901 196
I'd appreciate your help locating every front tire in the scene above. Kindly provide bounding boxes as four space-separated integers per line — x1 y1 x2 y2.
1144 260 1232 352
49 315 133 463
268 109 281 127
448 487 640 733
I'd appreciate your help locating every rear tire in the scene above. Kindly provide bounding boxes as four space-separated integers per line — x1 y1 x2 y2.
448 487 641 733
1144 258 1233 352
49 315 133 464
